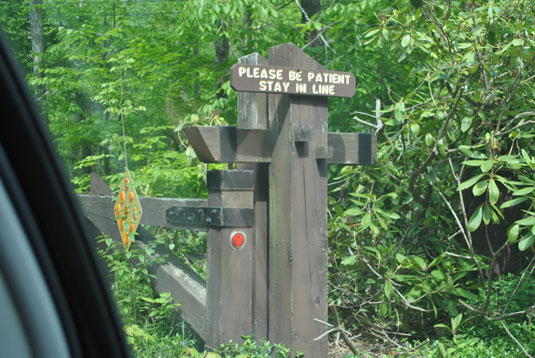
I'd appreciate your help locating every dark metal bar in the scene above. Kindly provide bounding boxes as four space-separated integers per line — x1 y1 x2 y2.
166 206 255 228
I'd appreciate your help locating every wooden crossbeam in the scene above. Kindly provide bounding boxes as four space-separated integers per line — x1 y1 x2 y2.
78 183 207 340
183 125 376 165
183 126 274 163
78 195 208 231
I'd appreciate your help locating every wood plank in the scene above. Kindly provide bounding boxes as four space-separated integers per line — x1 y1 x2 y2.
328 132 377 165
237 52 270 341
183 126 274 163
205 170 254 349
90 173 112 195
78 195 208 231
268 42 329 358
183 126 376 165
84 174 207 339
84 208 207 340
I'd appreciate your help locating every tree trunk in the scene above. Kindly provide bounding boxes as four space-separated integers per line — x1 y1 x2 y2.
300 0 322 46
29 0 44 76
29 0 47 123
214 22 229 98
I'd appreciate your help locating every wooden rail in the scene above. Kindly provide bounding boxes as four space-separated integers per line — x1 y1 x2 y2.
79 177 210 340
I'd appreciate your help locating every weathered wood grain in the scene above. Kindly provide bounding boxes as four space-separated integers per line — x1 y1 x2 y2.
268 42 329 358
183 126 274 163
183 125 376 165
78 195 207 231
237 52 270 340
90 172 113 195
205 170 254 349
328 132 377 165
82 198 207 340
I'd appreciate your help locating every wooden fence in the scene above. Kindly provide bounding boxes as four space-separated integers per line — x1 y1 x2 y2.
79 43 376 357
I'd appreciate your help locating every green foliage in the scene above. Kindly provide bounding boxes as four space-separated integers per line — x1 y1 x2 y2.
97 236 201 357
326 0 535 347
216 336 293 358
2 0 534 355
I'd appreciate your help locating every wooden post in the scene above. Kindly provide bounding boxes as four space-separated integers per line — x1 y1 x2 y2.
205 170 255 349
267 43 329 357
237 53 270 340
185 42 376 354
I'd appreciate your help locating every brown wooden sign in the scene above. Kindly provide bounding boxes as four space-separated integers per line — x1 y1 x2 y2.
230 63 356 98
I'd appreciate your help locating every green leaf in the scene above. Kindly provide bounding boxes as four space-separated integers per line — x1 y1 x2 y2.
518 233 535 251
468 207 483 232
453 288 478 300
428 254 444 269
377 210 401 220
463 160 487 166
394 101 405 122
488 179 499 205
341 255 357 266
472 180 487 196
459 145 473 157
430 269 446 281
412 256 427 271
424 133 434 146
379 303 388 316
512 187 534 196
401 34 411 48
364 28 380 38
410 123 420 136
362 213 371 228
345 208 363 216
507 224 520 243
500 197 528 209
516 217 535 226
458 174 485 191
434 323 450 330
512 38 523 46
396 253 409 265
384 280 393 299
483 205 492 225
481 159 493 173
461 116 472 132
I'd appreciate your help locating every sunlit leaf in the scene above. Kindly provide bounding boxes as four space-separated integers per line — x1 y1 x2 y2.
488 179 499 205
512 187 534 196
516 217 535 226
384 280 393 299
507 224 519 243
468 207 483 232
518 233 535 251
481 159 493 173
458 174 485 191
500 197 529 209
472 180 487 196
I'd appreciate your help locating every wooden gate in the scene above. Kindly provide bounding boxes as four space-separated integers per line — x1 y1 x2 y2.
79 43 376 357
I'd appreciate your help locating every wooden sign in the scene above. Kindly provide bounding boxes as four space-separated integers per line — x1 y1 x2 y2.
230 63 356 98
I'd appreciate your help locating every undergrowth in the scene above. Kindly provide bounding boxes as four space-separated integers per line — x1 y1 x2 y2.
97 235 293 357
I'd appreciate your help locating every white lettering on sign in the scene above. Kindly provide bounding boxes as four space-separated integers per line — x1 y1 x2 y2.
312 84 335 95
259 80 291 92
288 70 302 81
239 66 283 80
231 64 356 98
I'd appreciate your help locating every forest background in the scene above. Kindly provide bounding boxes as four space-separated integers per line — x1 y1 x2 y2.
1 0 535 356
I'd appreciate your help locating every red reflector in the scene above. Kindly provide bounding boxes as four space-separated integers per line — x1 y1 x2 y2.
230 231 246 249
232 233 245 248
